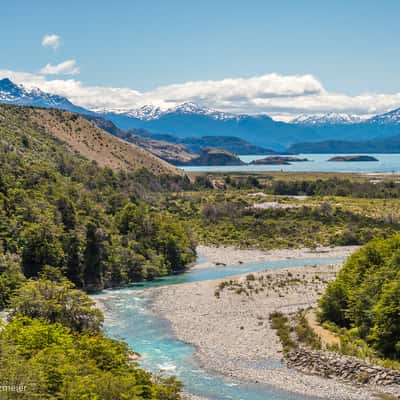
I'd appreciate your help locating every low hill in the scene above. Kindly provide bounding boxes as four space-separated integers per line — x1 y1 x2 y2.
13 106 181 175
179 136 276 155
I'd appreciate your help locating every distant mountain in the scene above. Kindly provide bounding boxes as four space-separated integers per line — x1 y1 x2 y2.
179 136 275 155
288 134 400 154
0 78 93 115
102 104 400 150
102 102 238 121
134 130 276 155
366 107 400 125
291 112 363 126
3 78 400 151
101 103 317 150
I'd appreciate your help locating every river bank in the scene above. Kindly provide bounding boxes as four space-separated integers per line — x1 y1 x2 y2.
193 245 359 270
152 246 393 400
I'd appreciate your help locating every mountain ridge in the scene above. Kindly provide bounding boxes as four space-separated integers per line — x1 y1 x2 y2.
291 112 364 126
288 134 400 154
2 78 400 151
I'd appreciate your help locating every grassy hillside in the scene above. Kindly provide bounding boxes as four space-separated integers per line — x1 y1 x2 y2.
11 105 182 175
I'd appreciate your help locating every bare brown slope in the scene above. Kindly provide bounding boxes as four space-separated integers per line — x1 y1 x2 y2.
27 107 183 175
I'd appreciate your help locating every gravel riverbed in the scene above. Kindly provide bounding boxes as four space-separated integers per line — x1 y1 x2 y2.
151 246 392 400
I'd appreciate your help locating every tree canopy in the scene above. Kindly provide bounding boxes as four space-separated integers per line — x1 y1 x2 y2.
320 234 400 359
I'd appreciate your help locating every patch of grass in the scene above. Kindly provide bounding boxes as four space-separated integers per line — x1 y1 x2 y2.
269 311 297 353
294 311 321 350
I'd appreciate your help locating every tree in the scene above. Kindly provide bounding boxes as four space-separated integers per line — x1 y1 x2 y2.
0 317 182 400
21 223 64 277
371 277 400 358
9 278 103 333
0 253 25 308
83 220 108 291
319 280 348 327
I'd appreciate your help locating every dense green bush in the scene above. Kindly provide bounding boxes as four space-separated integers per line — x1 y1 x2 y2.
9 276 104 333
0 316 182 399
319 234 400 359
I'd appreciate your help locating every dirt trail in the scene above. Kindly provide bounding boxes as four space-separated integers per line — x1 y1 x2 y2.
305 309 340 348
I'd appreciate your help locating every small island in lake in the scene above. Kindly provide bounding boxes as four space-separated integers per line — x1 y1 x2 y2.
184 147 245 166
250 156 310 165
328 155 379 162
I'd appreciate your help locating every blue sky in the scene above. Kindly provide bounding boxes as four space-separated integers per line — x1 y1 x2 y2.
1 0 400 119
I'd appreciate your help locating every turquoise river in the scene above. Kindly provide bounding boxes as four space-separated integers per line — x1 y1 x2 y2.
95 256 345 400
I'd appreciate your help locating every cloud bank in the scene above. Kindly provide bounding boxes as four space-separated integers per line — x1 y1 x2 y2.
1 69 400 120
40 60 80 75
41 34 61 50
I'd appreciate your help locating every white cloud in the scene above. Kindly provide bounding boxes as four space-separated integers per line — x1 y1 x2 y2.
41 34 61 50
1 69 400 120
40 60 80 75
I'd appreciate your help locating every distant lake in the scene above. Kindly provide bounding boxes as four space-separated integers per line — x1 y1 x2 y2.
181 154 400 173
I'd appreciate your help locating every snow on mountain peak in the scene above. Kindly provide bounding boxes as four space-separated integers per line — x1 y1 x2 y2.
367 107 400 125
291 112 362 126
105 102 239 121
0 78 89 114
122 105 164 120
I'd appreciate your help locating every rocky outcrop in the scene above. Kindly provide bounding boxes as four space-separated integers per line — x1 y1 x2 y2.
287 349 400 387
183 148 245 166
250 156 309 165
328 155 379 162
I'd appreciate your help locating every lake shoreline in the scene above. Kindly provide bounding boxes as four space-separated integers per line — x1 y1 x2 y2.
151 245 392 400
182 153 400 173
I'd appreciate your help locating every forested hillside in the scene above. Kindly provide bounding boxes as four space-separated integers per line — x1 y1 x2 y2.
0 104 195 299
0 104 196 398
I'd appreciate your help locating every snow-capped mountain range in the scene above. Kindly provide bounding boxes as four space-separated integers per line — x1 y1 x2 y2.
291 112 364 126
1 77 400 150
100 102 240 121
0 78 91 115
2 77 400 126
